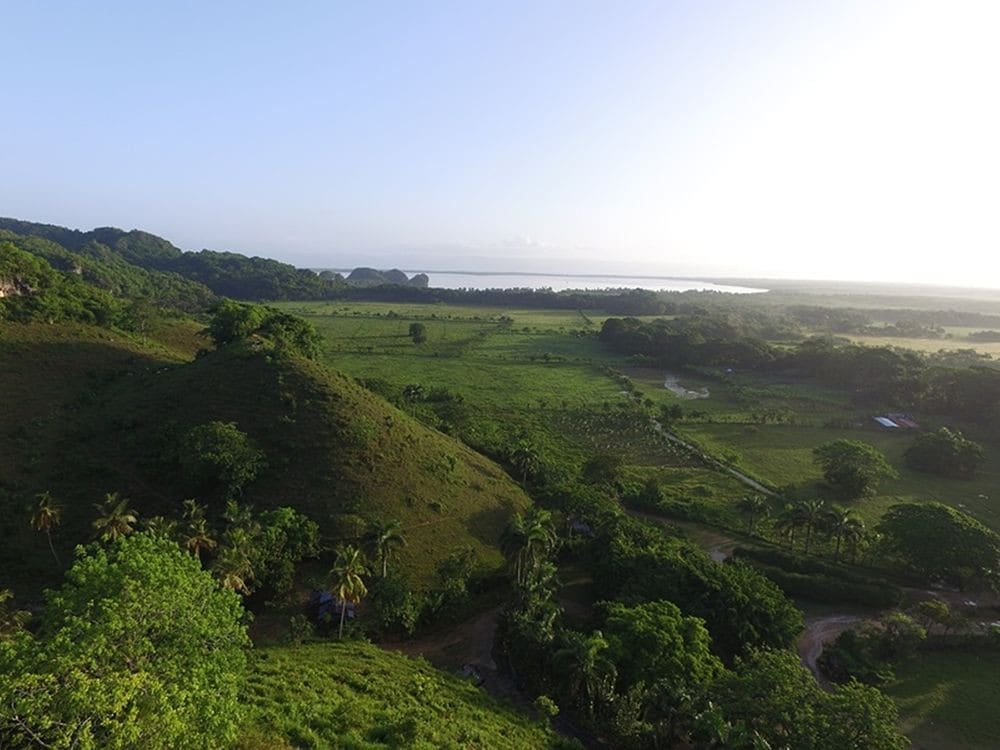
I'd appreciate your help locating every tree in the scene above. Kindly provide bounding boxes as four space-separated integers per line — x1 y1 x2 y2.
508 442 540 484
774 503 804 548
212 543 255 595
552 630 617 720
181 499 217 560
501 508 557 585
0 533 249 749
0 589 29 639
904 427 984 478
877 502 1000 587
603 600 723 695
204 298 267 347
92 492 138 542
827 504 865 563
31 491 62 565
814 440 897 499
408 321 427 344
795 499 829 556
912 598 953 633
364 519 406 578
711 648 906 749
330 545 369 638
737 494 769 537
178 421 266 501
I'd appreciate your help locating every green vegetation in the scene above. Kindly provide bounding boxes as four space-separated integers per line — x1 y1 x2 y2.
242 642 561 749
814 439 898 499
0 534 249 749
905 427 985 478
887 652 1000 750
6 216 1000 749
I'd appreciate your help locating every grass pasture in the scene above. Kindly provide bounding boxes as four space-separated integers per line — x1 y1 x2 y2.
243 641 558 749
886 651 1000 750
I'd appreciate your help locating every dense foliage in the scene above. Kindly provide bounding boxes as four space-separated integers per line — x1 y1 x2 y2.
204 299 322 358
0 534 249 749
813 439 897 499
877 502 1000 587
904 427 985 478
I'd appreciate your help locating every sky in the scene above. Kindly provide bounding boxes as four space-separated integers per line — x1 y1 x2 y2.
2 1 998 285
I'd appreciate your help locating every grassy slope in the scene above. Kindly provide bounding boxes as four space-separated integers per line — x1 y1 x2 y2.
0 320 530 595
0 321 198 593
242 641 558 749
79 345 531 590
886 652 1000 750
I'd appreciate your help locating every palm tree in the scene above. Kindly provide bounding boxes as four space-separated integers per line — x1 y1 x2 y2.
143 515 179 538
500 513 529 584
181 499 217 560
509 442 540 484
737 495 769 537
364 519 406 578
522 506 558 574
212 544 255 595
330 544 369 639
826 505 865 563
31 491 62 565
501 508 557 585
773 504 803 549
92 492 138 543
797 499 826 555
552 630 617 719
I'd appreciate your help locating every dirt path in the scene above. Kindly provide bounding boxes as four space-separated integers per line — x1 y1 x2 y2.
651 419 776 496
664 373 710 399
796 614 864 681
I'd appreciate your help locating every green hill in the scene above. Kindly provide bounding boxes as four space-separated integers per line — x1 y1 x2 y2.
241 641 561 749
0 217 344 301
0 322 530 594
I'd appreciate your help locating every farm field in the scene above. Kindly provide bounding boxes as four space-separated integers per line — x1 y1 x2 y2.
277 299 1000 537
887 652 1000 750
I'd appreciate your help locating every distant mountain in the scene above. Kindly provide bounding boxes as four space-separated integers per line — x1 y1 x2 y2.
0 217 346 302
346 266 429 288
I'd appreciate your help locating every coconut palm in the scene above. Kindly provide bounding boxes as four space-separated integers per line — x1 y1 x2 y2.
509 442 540 484
364 519 406 578
826 504 865 563
182 499 217 560
212 543 255 595
797 499 826 555
92 492 138 543
737 494 769 537
31 491 63 565
501 508 557 585
773 504 804 549
552 630 617 718
143 515 179 538
330 544 369 639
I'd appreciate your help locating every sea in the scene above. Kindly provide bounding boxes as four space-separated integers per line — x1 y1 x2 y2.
332 270 767 294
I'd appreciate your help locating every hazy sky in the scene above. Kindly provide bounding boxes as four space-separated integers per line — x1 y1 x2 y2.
3 1 998 284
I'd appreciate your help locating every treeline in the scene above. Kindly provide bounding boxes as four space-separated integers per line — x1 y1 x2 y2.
599 315 1000 426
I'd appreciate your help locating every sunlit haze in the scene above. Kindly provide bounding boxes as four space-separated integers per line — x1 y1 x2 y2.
3 1 998 286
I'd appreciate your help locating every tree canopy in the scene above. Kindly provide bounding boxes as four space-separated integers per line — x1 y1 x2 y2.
814 440 897 499
0 533 249 749
877 502 1000 587
904 427 984 479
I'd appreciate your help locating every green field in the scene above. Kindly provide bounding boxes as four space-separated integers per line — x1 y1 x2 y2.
276 299 1000 539
886 652 1000 750
242 641 559 749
